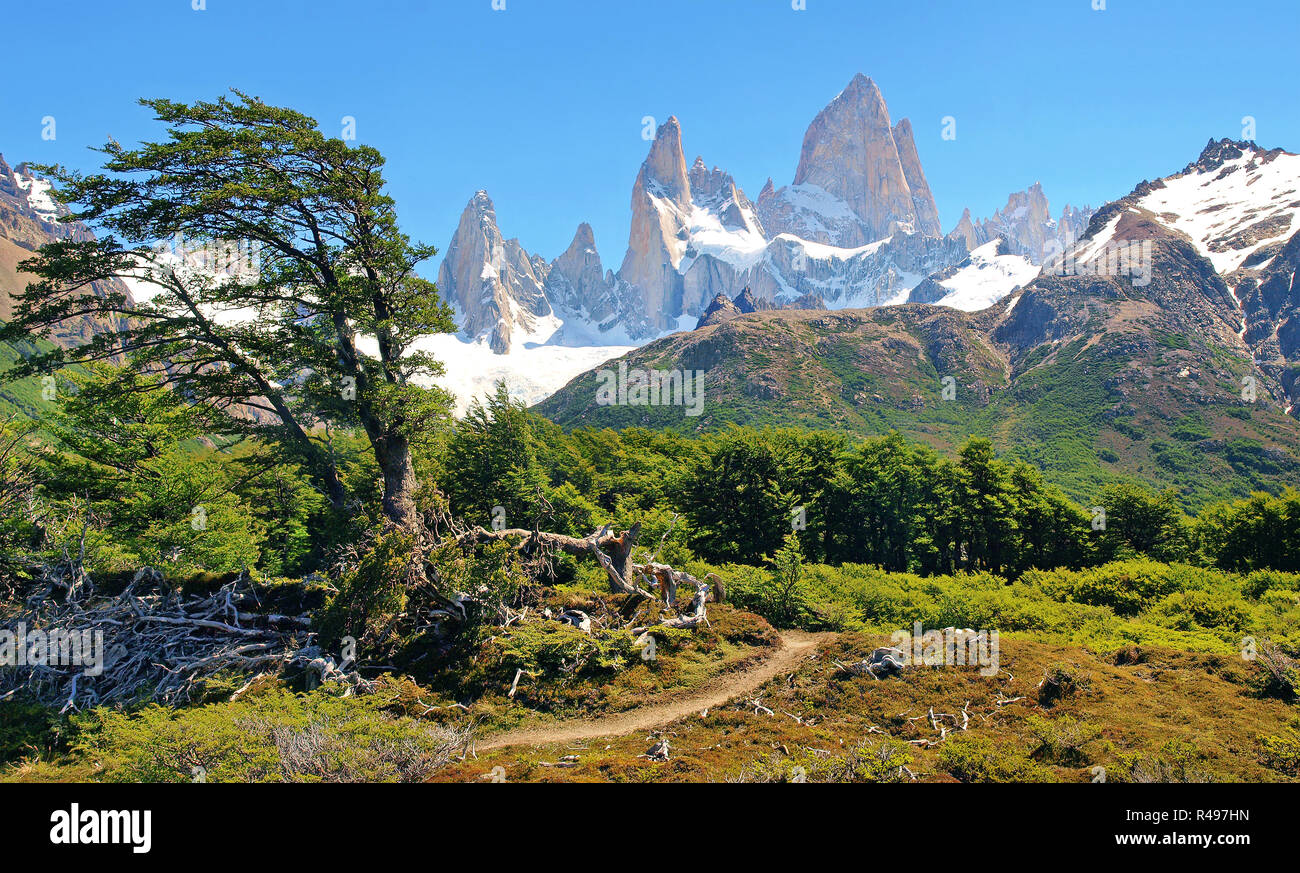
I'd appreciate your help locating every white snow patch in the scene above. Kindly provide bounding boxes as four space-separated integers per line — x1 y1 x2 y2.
357 332 632 417
12 170 59 224
935 240 1040 312
1135 148 1300 274
679 204 768 272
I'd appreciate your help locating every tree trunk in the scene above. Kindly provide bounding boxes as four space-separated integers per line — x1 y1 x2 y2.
371 429 420 531
320 460 348 513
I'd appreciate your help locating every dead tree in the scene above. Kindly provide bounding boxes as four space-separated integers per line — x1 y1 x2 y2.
443 523 719 630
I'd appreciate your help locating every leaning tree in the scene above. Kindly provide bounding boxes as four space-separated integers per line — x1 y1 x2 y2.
2 92 725 646
0 90 455 530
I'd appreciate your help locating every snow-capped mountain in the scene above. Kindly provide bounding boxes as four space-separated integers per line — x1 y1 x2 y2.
0 155 134 346
429 74 1096 411
1120 139 1300 411
436 191 555 354
1133 139 1299 276
948 182 1093 264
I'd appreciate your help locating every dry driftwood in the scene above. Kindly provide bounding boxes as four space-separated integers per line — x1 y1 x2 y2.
1 568 358 710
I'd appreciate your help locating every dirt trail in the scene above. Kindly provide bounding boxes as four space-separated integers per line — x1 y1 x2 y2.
478 630 833 750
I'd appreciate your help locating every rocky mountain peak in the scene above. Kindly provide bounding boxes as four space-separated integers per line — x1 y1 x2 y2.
694 292 743 329
544 221 616 332
1192 138 1253 173
790 73 918 240
641 116 690 209
687 157 763 234
759 74 939 246
570 221 596 251
437 189 552 353
734 286 760 313
952 183 1094 264
891 117 941 237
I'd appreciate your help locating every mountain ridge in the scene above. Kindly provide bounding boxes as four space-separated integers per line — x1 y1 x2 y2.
535 139 1300 507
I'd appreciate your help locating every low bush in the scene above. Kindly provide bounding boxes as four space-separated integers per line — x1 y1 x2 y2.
68 678 470 783
937 734 1051 783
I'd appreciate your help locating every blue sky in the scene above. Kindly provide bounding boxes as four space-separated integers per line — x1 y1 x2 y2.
3 0 1297 269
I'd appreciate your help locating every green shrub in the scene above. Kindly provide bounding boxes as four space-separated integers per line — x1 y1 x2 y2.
732 739 914 783
1149 589 1251 633
317 527 418 654
1027 715 1101 766
69 679 471 782
1257 723 1300 777
1114 740 1214 783
938 734 1051 782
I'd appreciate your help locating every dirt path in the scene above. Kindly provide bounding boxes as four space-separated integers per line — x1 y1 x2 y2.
478 630 833 750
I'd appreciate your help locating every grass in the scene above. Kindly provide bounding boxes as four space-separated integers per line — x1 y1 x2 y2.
5 559 1297 783
432 633 1300 783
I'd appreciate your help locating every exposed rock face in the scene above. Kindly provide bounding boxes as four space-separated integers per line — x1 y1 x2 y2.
694 285 766 329
0 154 133 346
948 207 981 251
891 118 942 237
1236 229 1300 405
614 116 693 338
543 222 617 330
759 74 939 245
688 157 765 236
694 292 743 328
437 191 552 353
734 286 762 313
949 182 1093 264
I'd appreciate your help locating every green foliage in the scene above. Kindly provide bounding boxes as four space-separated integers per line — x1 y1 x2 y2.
734 738 914 783
424 538 532 632
1095 483 1191 563
1257 721 1300 777
1114 740 1214 783
671 426 841 564
0 90 456 528
1026 715 1101 766
0 702 65 764
38 365 265 575
441 383 598 535
0 415 41 570
68 680 468 782
316 527 417 654
1031 560 1190 616
762 532 807 626
1194 489 1300 573
484 622 638 687
710 556 1285 656
937 734 1052 782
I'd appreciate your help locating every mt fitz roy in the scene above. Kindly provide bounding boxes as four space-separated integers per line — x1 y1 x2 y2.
435 73 1092 356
